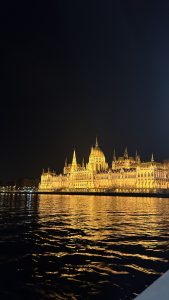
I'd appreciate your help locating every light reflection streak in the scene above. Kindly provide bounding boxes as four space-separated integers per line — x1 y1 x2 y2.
124 264 162 275
30 195 169 297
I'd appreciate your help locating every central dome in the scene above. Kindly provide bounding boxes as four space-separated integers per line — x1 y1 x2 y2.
90 137 105 158
87 138 108 172
91 145 105 158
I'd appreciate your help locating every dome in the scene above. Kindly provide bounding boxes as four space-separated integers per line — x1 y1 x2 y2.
91 146 105 158
89 137 105 159
87 138 108 172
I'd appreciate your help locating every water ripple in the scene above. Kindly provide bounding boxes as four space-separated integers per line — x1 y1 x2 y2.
0 194 169 299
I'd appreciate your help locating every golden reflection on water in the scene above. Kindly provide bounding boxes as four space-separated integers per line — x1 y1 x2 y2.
33 193 169 294
38 195 169 245
1 194 169 299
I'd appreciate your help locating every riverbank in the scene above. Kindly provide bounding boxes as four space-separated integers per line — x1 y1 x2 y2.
1 190 169 198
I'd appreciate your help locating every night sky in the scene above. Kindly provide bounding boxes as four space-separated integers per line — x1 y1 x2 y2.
1 0 169 181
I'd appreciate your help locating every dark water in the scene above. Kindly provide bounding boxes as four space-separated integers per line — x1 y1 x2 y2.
0 194 169 300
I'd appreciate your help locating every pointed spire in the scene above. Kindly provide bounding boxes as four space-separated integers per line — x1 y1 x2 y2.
42 168 44 174
135 149 138 161
72 149 77 165
113 149 116 161
135 150 140 162
48 167 50 173
151 153 154 162
95 136 99 148
135 149 138 160
135 149 138 158
64 157 67 167
82 158 85 168
124 147 128 159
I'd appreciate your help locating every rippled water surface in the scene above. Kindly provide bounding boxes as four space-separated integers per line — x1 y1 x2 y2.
0 194 169 299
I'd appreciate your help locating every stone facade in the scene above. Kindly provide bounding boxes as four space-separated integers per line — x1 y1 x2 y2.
39 139 169 192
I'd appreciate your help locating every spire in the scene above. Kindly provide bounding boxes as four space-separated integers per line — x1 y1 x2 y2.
113 149 116 161
124 147 128 159
72 149 77 166
135 149 138 158
95 136 99 148
82 158 85 168
151 153 154 162
64 157 67 167
135 150 140 162
42 168 44 174
135 149 138 160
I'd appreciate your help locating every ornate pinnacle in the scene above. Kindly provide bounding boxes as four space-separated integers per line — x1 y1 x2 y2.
151 153 154 162
124 147 128 159
113 149 116 161
72 149 77 165
95 136 99 147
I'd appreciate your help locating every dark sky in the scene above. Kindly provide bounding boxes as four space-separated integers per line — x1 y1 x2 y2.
1 0 169 181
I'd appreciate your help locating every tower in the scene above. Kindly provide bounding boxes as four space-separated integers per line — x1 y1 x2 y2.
124 147 128 159
70 149 77 172
113 149 116 161
135 150 140 163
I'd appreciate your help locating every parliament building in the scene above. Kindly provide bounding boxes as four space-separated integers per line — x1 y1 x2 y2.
39 139 169 192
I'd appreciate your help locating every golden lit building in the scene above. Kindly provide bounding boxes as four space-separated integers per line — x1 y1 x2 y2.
39 139 169 193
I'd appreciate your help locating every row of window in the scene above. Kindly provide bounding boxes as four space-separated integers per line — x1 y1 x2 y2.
137 173 154 177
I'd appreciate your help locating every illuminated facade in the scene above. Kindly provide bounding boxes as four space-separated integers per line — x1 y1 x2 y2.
39 139 169 192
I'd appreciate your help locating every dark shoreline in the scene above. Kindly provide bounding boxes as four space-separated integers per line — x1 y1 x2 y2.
1 191 169 198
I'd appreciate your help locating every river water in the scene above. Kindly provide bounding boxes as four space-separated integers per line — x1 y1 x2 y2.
0 194 169 299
